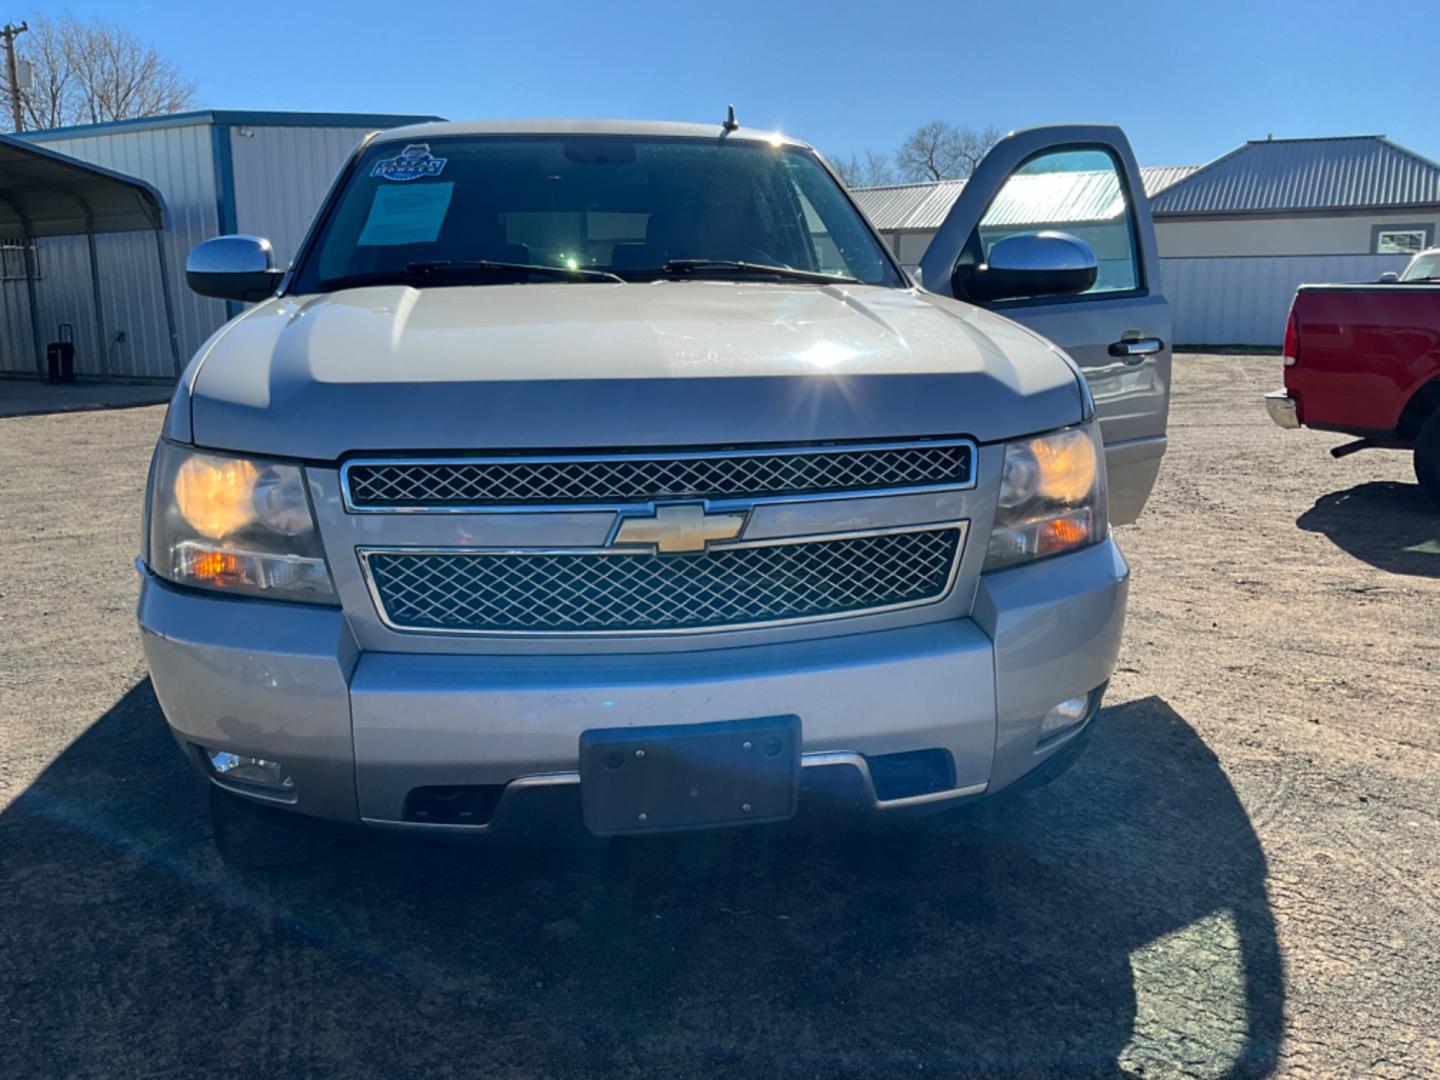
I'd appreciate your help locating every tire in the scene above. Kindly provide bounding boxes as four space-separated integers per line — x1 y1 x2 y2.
1416 411 1440 507
209 785 334 870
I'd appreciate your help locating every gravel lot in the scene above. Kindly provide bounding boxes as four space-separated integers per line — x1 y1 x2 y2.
1 356 1437 1078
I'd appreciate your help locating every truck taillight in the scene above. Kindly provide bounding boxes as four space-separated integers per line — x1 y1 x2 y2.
1283 306 1300 367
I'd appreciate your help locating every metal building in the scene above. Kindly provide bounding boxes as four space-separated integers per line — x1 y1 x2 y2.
1 109 439 379
1150 136 1440 345
0 133 181 388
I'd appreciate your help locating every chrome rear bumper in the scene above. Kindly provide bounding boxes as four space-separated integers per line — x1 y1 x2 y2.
1265 389 1300 429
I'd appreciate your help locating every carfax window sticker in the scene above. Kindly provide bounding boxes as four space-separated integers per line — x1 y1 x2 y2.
357 182 455 246
370 143 448 182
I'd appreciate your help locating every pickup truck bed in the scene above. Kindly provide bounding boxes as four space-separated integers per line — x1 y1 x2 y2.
1268 282 1440 503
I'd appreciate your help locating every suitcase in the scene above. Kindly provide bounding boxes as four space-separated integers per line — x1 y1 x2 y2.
46 323 75 383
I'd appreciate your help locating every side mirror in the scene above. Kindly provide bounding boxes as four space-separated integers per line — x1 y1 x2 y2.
1378 271 1400 284
955 231 1098 302
186 235 284 302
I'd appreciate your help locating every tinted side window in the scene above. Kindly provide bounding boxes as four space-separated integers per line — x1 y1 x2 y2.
973 148 1140 295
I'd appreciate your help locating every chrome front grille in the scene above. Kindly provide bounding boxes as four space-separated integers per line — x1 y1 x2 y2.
343 440 975 510
361 527 963 635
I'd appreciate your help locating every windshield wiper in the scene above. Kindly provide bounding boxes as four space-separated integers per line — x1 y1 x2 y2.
319 259 623 292
404 259 624 283
657 259 859 285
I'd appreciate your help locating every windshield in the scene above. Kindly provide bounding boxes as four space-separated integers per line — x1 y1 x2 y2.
289 135 903 293
1400 252 1440 281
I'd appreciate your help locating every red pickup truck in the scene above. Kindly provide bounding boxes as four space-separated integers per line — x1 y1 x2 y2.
1266 254 1440 505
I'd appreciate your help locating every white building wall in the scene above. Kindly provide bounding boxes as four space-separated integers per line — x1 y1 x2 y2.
0 121 225 378
1162 254 1410 346
889 231 934 267
230 125 376 269
1155 212 1440 257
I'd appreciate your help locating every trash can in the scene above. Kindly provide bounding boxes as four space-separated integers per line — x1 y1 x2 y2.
46 323 75 384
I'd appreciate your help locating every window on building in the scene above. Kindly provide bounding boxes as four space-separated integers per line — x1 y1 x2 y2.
0 239 40 281
1375 229 1428 255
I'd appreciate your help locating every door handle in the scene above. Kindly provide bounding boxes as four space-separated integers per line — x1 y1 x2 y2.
1108 337 1164 364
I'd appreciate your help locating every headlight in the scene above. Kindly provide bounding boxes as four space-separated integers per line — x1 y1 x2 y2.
147 442 336 602
983 422 1108 572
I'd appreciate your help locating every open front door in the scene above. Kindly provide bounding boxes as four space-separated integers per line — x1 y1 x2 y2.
918 125 1170 524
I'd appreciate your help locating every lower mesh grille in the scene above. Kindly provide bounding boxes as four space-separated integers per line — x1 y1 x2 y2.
363 527 962 634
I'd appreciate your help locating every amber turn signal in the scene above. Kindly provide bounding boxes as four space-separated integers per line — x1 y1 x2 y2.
1036 511 1093 556
189 548 246 582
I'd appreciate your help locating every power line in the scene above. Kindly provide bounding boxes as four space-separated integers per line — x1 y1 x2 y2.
2 20 28 132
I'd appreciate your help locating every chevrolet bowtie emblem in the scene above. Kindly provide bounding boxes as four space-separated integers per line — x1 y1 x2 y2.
612 504 747 554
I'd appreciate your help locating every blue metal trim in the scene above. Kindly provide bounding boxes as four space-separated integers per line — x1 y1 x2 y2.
208 110 445 129
209 123 241 318
210 124 237 235
18 110 217 139
19 110 444 141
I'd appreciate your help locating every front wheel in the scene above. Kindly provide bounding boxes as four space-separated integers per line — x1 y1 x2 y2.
209 785 334 870
1415 411 1440 507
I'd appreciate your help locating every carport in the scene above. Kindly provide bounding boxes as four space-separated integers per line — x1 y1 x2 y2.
0 132 181 378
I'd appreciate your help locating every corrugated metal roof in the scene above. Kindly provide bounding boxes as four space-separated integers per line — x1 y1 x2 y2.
984 170 1125 226
1141 165 1200 196
1150 136 1440 215
0 133 165 236
853 166 1197 231
850 180 966 231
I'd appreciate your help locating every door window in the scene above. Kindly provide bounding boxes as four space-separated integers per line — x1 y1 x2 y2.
973 148 1140 295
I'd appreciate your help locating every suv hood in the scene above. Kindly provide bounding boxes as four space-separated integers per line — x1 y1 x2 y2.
185 282 1084 459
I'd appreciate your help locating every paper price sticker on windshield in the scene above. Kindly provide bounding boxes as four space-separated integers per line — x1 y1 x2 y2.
358 182 454 246
371 143 447 182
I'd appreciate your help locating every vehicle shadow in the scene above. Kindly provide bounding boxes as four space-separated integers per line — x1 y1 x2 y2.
0 680 1283 1079
1296 480 1440 578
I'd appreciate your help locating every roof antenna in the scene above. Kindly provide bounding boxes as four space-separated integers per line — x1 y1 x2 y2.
722 104 739 133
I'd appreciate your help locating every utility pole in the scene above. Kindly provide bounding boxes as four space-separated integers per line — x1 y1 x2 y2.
2 21 27 132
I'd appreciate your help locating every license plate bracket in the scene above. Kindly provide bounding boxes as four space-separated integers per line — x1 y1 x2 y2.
579 716 800 835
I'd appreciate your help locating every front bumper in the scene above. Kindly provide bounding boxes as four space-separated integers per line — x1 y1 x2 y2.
1265 389 1301 429
138 537 1129 836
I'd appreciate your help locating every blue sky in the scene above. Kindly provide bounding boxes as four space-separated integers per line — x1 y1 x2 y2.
48 0 1440 168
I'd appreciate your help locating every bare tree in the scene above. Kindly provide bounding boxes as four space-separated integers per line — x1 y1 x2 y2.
1 12 196 132
859 149 897 186
829 149 898 188
896 121 1001 182
952 123 1002 177
830 153 864 188
897 121 957 182
11 15 71 130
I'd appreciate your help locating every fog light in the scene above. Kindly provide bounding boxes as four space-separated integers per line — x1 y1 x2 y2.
208 750 294 790
1040 696 1089 740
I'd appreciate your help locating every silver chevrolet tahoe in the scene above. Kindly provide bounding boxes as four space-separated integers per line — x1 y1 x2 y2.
138 119 1171 866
